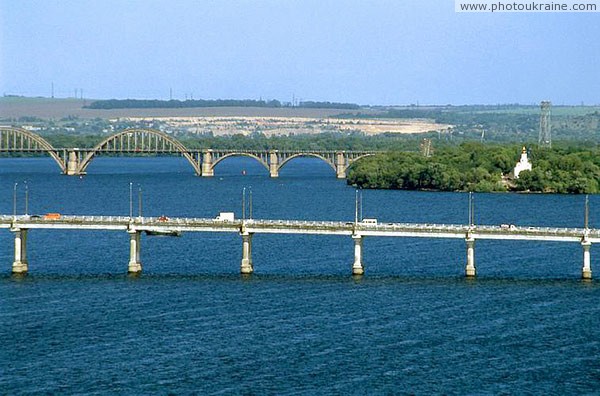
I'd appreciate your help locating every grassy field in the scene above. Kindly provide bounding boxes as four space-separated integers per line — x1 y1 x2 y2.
3 96 599 120
0 96 375 120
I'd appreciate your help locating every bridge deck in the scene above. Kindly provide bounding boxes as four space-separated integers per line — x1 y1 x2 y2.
0 215 596 243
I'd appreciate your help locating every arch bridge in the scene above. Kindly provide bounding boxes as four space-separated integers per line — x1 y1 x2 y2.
1 127 379 178
1 127 68 172
201 149 376 178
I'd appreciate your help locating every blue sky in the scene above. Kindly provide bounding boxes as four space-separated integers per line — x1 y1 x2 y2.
1 0 598 105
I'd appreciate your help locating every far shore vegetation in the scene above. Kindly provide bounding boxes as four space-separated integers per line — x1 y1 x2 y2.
347 143 600 194
83 98 361 110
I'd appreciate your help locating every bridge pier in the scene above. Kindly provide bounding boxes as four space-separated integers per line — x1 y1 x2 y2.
11 228 28 274
465 237 476 277
352 234 364 275
128 230 142 273
66 150 81 175
582 240 592 279
269 150 279 178
240 232 254 274
336 152 347 179
201 150 214 177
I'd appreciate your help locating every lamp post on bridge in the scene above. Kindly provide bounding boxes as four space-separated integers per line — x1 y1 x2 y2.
584 194 590 230
129 182 133 219
249 187 253 219
12 181 30 217
24 181 29 216
354 187 363 224
13 182 17 219
241 187 253 220
138 185 143 219
242 187 246 220
468 191 474 227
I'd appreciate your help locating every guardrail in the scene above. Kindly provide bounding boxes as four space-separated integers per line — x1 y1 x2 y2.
0 214 593 239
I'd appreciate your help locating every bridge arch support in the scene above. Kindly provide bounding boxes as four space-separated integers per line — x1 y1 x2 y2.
203 151 271 176
199 150 378 178
74 128 201 175
340 153 377 178
277 151 377 179
276 152 337 177
0 127 66 173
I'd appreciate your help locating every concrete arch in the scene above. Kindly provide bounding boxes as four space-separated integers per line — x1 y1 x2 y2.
210 153 270 173
349 153 376 164
0 127 66 172
78 128 200 174
343 153 377 173
278 153 337 173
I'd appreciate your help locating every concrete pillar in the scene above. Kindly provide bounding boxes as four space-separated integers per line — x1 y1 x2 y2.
582 240 592 279
269 150 279 178
352 234 364 275
201 150 214 177
66 150 80 175
128 230 142 273
12 228 28 274
240 232 254 274
465 237 476 277
336 152 346 179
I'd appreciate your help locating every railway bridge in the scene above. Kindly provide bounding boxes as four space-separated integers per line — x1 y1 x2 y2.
0 126 378 178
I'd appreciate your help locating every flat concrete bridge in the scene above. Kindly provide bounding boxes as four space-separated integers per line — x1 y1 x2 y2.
1 214 596 278
0 126 378 178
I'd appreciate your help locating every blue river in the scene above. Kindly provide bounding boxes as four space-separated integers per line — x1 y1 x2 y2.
1 156 599 394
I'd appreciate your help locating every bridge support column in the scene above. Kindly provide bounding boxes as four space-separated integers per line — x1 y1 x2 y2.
336 152 346 179
465 237 476 277
269 150 279 178
352 234 364 275
240 232 254 274
128 230 142 273
66 150 80 175
201 150 214 177
11 228 28 274
582 240 592 279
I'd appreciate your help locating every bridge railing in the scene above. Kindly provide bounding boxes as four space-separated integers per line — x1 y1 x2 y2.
0 214 594 238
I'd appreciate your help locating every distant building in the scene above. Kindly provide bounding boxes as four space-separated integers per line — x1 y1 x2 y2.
513 147 532 178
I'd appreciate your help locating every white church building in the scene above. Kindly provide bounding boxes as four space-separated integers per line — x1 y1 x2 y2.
513 147 532 178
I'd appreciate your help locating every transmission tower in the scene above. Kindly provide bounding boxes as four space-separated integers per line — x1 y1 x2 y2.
539 100 552 148
420 138 433 157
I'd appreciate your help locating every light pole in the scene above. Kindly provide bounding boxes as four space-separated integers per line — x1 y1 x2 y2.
585 194 589 229
249 187 253 219
354 187 363 224
129 182 133 219
468 192 474 226
24 181 29 216
355 188 359 224
13 182 18 218
242 187 246 220
138 185 143 219
359 188 363 222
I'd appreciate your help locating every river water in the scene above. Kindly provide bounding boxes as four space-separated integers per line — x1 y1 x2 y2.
1 157 599 394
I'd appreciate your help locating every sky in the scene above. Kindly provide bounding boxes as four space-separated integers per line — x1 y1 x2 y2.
1 0 599 105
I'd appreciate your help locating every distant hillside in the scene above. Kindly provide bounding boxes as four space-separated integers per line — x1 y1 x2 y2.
0 97 365 119
84 98 361 110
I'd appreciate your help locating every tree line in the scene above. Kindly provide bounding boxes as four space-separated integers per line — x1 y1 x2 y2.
84 99 360 110
347 143 600 194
